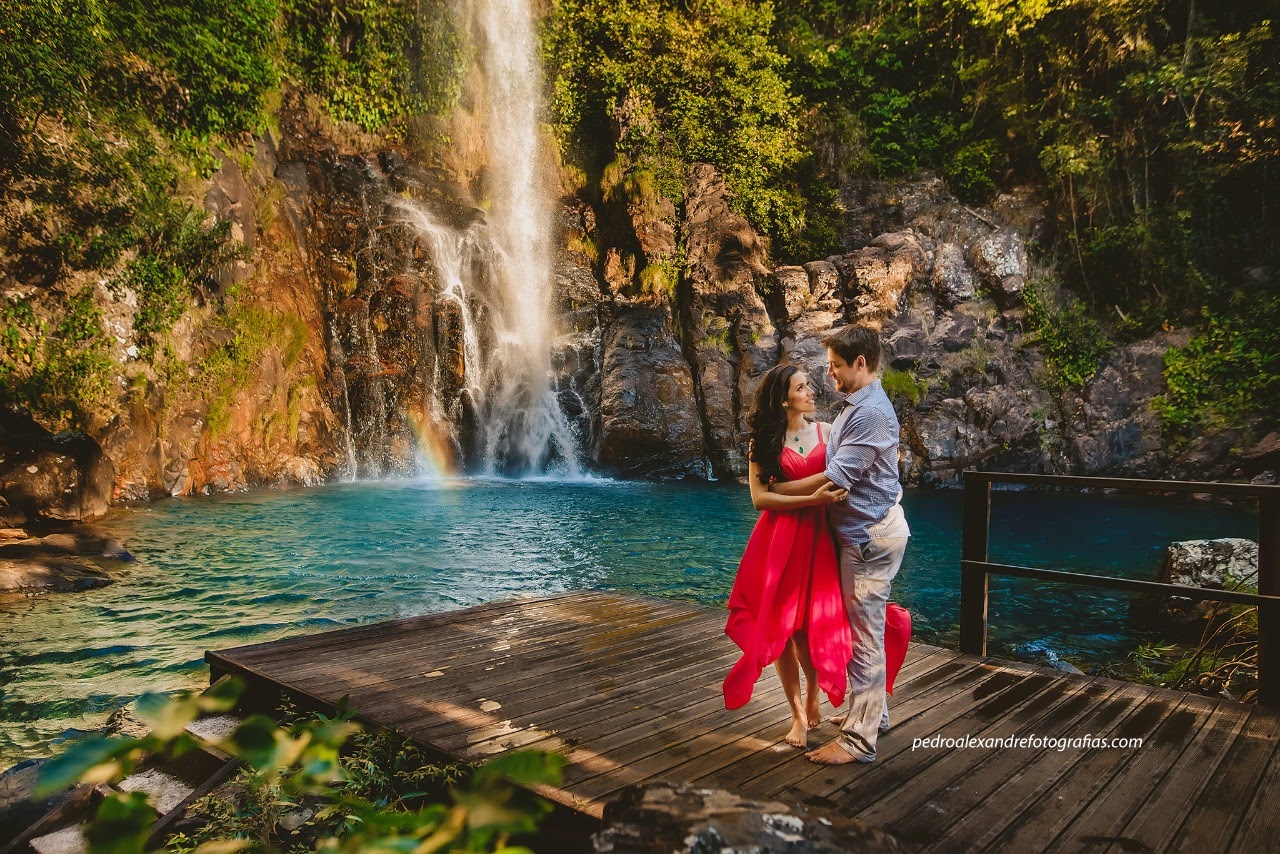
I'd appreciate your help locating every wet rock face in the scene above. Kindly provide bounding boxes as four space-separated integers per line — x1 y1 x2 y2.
678 164 777 479
595 305 705 478
594 783 906 853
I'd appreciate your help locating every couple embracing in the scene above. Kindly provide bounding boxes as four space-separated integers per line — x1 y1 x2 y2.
723 324 911 765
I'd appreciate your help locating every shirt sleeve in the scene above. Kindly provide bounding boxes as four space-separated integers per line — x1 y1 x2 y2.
825 408 896 490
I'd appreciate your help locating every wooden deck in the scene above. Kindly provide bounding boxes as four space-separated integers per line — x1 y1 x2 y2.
207 591 1280 852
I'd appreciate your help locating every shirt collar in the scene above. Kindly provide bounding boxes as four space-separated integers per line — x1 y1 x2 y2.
841 378 882 408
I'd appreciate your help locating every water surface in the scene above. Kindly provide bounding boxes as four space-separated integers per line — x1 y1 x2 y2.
0 479 1258 766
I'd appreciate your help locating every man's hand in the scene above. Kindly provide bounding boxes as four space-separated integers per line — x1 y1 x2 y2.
813 482 848 504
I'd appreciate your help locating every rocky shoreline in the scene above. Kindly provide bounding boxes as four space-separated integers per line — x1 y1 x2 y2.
0 526 133 596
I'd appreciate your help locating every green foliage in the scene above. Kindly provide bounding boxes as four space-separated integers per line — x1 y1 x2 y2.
0 0 280 163
1156 289 1280 436
0 290 115 431
39 679 560 853
281 0 467 132
770 1 1279 324
881 367 927 406
544 0 808 251
104 0 280 141
944 139 999 204
1024 278 1108 392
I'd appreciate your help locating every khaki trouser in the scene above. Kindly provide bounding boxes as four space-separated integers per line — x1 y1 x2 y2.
837 535 909 762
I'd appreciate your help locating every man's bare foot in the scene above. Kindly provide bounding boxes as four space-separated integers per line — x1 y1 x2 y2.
805 739 859 765
805 696 821 728
785 718 808 748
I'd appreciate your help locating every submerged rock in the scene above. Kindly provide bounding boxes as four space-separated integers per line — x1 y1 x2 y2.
0 527 132 594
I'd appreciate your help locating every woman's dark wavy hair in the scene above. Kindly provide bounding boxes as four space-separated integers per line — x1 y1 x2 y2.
748 363 808 485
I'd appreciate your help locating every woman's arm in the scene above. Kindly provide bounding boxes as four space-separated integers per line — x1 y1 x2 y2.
748 460 846 510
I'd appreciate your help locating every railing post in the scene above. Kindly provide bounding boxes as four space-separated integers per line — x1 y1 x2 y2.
1259 493 1280 706
960 471 991 656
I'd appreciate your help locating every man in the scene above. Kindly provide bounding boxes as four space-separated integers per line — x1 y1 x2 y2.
769 324 910 764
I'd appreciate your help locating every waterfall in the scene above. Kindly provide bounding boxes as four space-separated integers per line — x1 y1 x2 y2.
398 0 582 478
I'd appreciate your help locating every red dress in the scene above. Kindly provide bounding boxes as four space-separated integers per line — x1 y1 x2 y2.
723 436 851 709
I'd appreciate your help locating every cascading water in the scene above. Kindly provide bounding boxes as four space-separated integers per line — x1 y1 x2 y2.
398 0 583 478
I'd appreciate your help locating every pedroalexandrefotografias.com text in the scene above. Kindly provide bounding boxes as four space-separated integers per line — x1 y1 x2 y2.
911 734 1143 751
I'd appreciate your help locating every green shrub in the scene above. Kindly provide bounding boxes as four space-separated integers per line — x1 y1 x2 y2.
0 290 115 431
881 367 927 405
37 679 561 853
1024 279 1108 392
944 139 999 204
1156 291 1280 435
282 0 467 132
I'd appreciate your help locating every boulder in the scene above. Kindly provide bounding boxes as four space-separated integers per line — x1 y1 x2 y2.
969 227 1028 306
1242 431 1280 474
1145 538 1259 636
833 231 928 323
0 555 114 594
593 783 905 853
0 417 113 525
887 323 928 370
930 243 977 307
802 260 841 308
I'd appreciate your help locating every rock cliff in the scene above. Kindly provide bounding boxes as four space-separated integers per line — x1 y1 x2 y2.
3 114 1275 524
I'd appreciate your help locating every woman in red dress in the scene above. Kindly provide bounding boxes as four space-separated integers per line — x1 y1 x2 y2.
723 364 852 748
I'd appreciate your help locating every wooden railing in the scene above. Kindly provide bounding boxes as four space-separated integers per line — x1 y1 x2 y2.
959 470 1280 705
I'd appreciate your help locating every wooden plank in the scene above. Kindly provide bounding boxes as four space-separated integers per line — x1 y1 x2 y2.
883 678 1124 846
918 683 1158 853
974 688 1186 852
1104 698 1251 853
354 609 726 728
1224 704 1280 852
234 593 683 675
415 624 739 754
1047 693 1235 851
203 592 1280 851
569 649 961 798
222 591 598 661
1168 707 1280 853
729 659 1021 801
776 670 1050 807
849 672 1098 832
220 599 711 714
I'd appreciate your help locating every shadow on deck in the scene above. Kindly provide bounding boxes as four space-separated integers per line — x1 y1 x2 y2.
207 591 1280 853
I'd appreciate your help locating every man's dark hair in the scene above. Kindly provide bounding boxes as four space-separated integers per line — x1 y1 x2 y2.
822 325 881 372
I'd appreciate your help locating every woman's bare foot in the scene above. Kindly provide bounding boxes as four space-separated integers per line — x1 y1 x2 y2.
785 718 808 748
805 695 822 728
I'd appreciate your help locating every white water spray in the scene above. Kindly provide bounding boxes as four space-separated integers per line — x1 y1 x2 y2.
399 0 582 477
